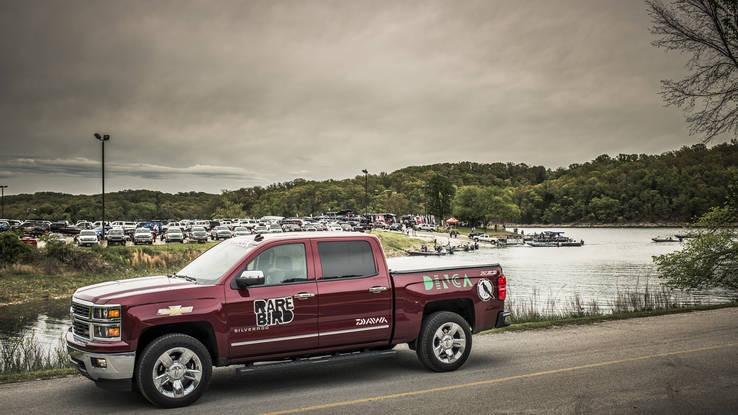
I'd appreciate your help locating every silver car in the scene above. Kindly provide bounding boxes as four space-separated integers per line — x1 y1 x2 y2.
77 230 99 247
133 228 153 245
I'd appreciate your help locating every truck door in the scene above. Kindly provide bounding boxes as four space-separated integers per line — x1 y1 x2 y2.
313 238 392 348
225 241 319 358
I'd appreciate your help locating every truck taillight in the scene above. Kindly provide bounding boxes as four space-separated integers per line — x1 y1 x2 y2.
497 275 507 301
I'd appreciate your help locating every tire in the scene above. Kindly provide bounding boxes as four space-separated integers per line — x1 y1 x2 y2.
415 311 472 372
135 333 212 408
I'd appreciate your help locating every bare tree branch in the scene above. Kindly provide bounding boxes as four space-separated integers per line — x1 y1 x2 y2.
647 0 738 141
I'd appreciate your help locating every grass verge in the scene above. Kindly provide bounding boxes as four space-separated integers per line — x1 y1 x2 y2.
0 367 77 384
482 302 738 335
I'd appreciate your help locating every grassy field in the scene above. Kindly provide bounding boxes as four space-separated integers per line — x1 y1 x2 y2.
0 242 216 305
371 230 423 256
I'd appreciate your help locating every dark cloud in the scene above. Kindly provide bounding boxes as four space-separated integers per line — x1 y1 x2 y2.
0 0 722 195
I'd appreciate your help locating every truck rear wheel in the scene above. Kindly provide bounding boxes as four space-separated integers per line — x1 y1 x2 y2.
416 311 472 372
135 333 212 408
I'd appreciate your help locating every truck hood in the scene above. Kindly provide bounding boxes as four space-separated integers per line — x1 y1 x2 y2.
73 275 198 305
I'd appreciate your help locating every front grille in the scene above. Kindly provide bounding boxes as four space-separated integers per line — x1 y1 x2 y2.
71 302 90 319
72 320 90 339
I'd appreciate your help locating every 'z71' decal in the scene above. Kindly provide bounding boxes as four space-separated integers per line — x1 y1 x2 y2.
254 297 295 327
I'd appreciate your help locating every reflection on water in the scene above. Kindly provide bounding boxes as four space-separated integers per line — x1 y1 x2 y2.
2 228 736 352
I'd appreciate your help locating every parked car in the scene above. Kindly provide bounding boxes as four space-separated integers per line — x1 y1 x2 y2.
327 224 343 232
0 220 9 232
165 227 185 243
189 226 209 243
133 228 153 245
75 221 95 230
20 220 50 236
76 230 100 247
50 221 80 235
20 235 38 247
232 226 250 237
105 228 128 246
66 232 509 408
210 225 233 240
417 224 436 232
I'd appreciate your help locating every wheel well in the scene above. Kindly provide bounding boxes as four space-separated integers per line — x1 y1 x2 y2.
136 322 218 363
423 299 475 328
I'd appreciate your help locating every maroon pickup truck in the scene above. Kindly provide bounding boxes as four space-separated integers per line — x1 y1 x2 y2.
66 232 509 408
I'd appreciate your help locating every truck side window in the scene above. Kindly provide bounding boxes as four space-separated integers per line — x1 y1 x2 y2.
318 241 376 279
246 243 308 285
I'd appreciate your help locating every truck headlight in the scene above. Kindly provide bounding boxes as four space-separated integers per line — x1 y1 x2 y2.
93 306 121 320
93 324 121 339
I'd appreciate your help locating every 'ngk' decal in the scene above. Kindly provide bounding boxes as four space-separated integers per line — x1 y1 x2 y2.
355 317 389 326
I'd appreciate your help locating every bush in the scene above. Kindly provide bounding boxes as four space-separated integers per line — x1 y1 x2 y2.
44 240 108 273
0 232 33 265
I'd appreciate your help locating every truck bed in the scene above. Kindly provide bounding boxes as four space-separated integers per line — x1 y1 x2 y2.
386 258 506 343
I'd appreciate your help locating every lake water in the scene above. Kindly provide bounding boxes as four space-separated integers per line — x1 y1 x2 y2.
1 228 736 352
391 227 736 309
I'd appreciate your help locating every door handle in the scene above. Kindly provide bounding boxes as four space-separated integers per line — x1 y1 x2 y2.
369 286 388 294
295 292 316 300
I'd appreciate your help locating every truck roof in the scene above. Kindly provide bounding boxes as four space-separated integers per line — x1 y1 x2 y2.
225 231 373 245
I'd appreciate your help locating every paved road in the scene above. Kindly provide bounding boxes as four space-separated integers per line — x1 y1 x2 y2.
2 308 737 414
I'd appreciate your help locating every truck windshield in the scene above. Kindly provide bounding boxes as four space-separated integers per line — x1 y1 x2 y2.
176 241 256 284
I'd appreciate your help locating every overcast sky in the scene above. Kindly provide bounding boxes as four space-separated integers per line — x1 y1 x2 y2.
0 0 722 195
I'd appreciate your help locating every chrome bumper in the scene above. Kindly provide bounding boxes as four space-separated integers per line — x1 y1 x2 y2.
67 343 136 381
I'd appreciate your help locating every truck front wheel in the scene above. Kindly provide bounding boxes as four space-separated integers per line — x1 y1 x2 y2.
135 333 212 408
416 311 472 372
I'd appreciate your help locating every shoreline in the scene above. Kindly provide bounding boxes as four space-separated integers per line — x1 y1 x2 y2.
507 223 693 229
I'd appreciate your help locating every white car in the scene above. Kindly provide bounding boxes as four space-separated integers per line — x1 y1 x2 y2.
327 225 343 232
211 226 233 240
165 227 185 243
417 224 436 231
473 233 498 243
76 230 99 247
232 226 250 237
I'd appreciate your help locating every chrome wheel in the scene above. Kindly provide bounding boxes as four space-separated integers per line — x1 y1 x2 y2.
432 322 466 364
151 347 202 399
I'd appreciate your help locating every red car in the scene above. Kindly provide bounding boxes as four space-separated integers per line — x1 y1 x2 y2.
66 232 509 408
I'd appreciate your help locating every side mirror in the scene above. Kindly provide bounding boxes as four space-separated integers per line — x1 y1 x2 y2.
235 270 265 289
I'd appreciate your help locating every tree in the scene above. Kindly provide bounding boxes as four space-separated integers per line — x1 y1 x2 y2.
484 187 521 225
425 174 456 222
212 200 245 219
648 0 738 140
452 186 488 225
654 204 738 289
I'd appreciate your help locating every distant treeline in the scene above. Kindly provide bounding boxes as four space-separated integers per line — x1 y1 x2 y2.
5 142 738 224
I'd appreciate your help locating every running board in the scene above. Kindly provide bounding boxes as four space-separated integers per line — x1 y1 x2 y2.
235 349 397 374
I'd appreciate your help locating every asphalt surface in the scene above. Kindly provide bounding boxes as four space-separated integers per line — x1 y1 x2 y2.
2 308 737 415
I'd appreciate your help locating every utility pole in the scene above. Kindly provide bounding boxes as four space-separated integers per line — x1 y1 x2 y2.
361 169 369 217
94 133 110 240
0 185 7 218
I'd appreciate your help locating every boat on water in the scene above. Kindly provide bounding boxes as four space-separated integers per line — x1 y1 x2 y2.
405 249 448 256
526 241 559 247
652 236 681 243
526 231 584 247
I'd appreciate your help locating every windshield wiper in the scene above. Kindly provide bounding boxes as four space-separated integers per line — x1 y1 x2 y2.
168 273 197 283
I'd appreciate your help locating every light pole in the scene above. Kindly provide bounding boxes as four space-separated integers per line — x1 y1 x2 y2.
94 133 110 240
361 169 368 217
0 185 7 218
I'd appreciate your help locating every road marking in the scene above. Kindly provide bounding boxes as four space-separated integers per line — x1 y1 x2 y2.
262 342 738 415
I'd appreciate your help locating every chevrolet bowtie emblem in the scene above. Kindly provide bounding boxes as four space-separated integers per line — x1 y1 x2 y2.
157 305 193 316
